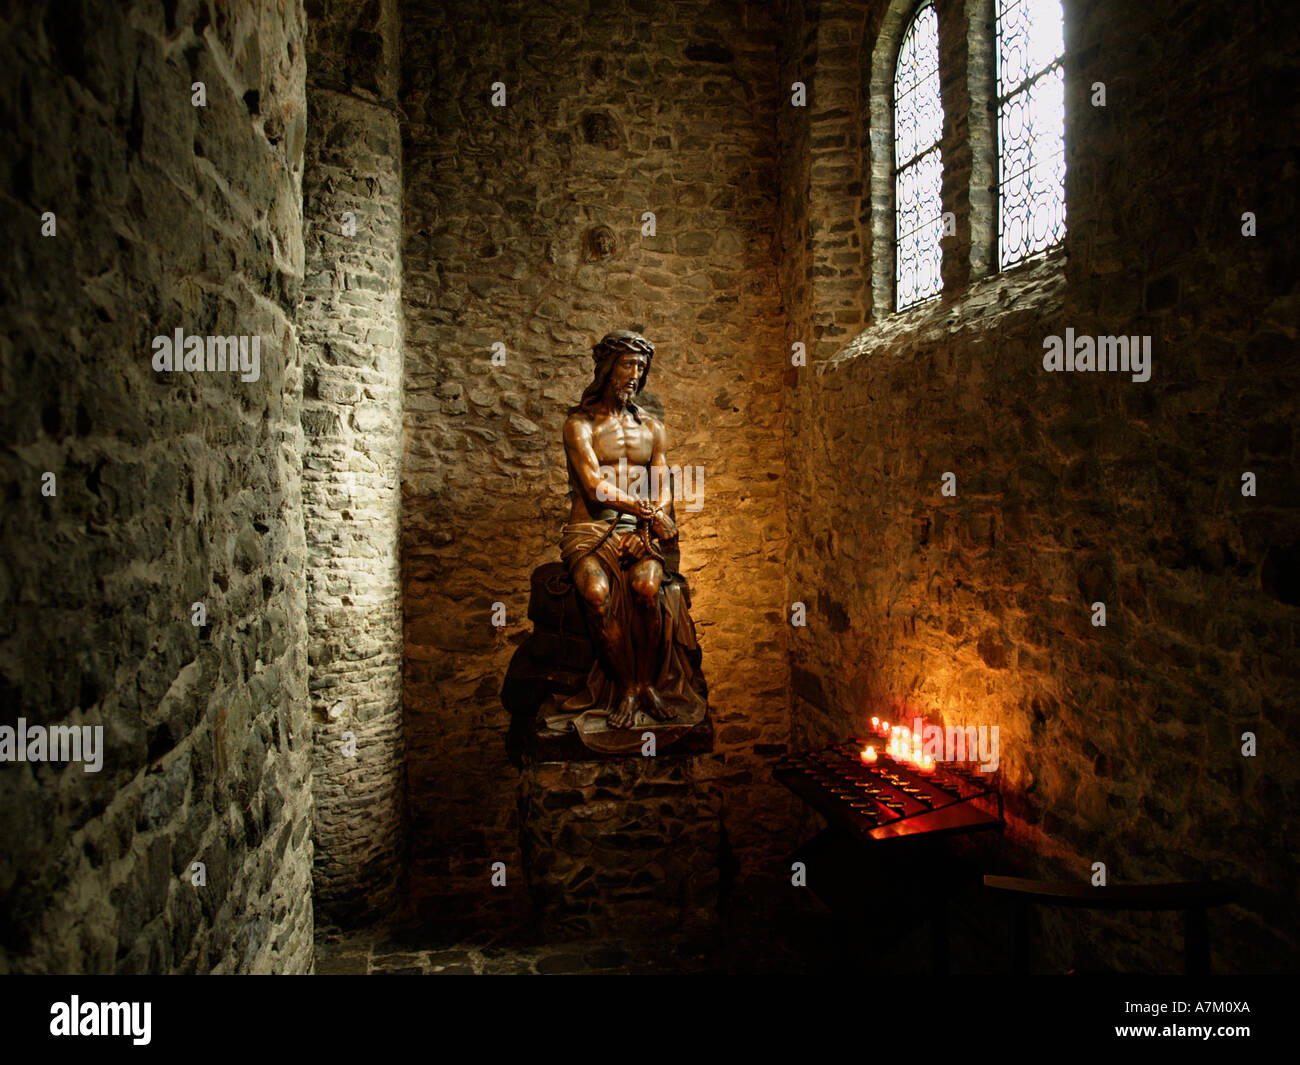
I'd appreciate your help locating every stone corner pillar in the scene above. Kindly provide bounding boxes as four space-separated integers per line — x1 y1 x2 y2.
300 79 405 925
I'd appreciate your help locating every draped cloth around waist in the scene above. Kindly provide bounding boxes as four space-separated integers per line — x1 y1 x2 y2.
540 517 709 754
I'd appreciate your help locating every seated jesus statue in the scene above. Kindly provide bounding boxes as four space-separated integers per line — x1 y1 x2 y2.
555 330 708 731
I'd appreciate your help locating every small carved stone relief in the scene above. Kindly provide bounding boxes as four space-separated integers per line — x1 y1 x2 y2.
581 111 620 151
586 225 616 260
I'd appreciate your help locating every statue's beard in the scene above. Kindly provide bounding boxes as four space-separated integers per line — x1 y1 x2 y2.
613 381 637 405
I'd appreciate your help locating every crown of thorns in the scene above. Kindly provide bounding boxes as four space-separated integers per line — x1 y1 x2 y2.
591 330 654 366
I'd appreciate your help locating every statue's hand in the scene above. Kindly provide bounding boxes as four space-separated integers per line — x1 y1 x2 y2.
632 499 656 520
651 510 678 543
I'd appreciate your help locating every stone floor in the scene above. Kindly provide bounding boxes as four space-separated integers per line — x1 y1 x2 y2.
312 842 1045 975
315 874 845 975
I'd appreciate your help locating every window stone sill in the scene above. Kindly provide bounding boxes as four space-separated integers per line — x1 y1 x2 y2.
825 245 1069 373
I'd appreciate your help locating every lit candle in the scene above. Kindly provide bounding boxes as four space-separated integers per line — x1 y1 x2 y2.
860 746 877 764
919 756 936 775
871 716 879 730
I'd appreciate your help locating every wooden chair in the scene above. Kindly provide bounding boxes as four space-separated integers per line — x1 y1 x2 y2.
983 875 1239 974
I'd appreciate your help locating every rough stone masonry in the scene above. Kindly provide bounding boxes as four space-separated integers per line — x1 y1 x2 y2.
1 0 313 972
0 0 1296 978
778 0 1298 973
399 0 797 927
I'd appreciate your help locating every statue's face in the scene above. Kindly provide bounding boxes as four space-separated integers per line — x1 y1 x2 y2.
605 351 647 407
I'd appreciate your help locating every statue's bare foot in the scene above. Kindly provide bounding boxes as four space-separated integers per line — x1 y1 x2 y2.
640 685 677 722
608 692 639 729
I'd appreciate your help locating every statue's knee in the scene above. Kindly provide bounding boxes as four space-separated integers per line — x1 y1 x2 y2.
576 572 610 614
631 574 660 604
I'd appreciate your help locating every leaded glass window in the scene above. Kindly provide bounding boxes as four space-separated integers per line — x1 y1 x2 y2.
893 3 944 311
996 0 1066 269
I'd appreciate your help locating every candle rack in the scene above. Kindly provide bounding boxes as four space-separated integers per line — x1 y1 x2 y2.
774 738 1004 844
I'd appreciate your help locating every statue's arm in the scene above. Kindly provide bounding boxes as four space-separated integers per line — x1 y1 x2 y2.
563 415 653 517
649 417 673 511
648 418 678 542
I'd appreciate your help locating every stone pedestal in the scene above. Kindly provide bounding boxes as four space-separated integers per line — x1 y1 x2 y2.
502 560 712 761
518 755 723 938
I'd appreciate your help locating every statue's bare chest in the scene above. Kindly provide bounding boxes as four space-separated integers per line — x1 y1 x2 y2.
590 413 654 464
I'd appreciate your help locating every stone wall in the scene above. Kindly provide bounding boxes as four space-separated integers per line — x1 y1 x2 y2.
779 0 1299 972
518 756 723 937
399 0 799 923
0 0 313 971
4 0 1288 976
302 0 407 925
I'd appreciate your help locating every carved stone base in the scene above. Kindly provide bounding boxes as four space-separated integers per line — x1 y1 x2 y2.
517 755 723 938
529 707 715 761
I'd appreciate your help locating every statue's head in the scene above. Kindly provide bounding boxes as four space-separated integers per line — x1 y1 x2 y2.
572 330 655 419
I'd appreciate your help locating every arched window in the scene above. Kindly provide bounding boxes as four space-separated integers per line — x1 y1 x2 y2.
893 3 944 311
996 0 1066 269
